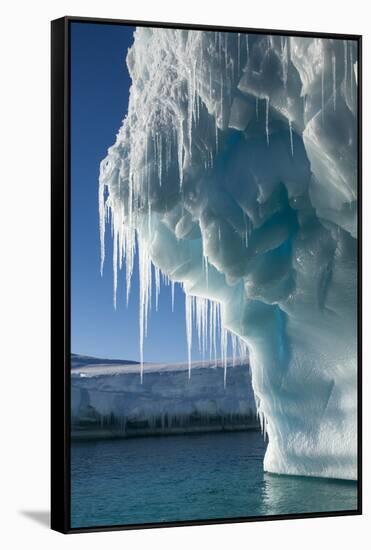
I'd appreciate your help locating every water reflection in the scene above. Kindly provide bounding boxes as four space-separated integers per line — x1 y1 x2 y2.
262 472 357 516
71 431 357 528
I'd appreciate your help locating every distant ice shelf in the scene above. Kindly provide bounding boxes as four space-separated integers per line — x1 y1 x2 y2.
71 355 258 439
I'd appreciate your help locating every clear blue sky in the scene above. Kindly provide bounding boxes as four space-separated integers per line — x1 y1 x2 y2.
70 21 202 363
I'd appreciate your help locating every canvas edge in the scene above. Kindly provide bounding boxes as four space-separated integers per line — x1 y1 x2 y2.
51 16 71 534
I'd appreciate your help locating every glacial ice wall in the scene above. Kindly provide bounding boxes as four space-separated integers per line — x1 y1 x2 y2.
99 29 358 479
71 356 258 438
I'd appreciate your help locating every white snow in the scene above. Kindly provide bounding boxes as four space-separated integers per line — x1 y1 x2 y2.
98 29 358 480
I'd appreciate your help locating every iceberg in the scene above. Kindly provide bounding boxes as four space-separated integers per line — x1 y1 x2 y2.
98 29 358 479
71 355 258 439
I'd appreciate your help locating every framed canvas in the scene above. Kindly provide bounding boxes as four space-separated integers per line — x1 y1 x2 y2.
51 16 362 533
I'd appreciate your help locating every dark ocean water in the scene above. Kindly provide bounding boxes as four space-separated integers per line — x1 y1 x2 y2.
71 430 357 528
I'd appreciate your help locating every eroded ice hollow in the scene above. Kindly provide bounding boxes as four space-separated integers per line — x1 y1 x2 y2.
99 30 358 480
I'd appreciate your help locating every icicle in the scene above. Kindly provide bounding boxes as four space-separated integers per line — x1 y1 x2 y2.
118 211 124 272
244 212 249 247
214 302 219 363
344 40 348 89
113 226 118 310
209 300 214 361
256 97 259 119
98 172 106 276
350 44 354 103
157 132 163 186
220 66 224 129
195 296 202 353
265 97 270 146
147 201 151 239
125 226 135 307
215 117 219 153
209 66 213 105
177 113 184 187
288 119 294 156
321 55 325 124
171 280 175 312
246 34 249 68
138 238 152 383
282 37 288 90
154 264 160 312
202 298 207 357
224 32 228 72
187 63 194 160
194 296 209 359
203 254 209 288
237 33 241 74
185 294 193 379
221 326 228 388
332 52 336 111
196 46 201 124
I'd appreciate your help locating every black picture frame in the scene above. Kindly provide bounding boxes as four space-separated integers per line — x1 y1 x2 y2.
51 15 362 534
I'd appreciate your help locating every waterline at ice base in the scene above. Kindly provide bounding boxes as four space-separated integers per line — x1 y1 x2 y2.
99 30 358 481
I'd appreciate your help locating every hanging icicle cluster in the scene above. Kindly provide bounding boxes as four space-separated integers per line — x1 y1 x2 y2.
99 28 252 383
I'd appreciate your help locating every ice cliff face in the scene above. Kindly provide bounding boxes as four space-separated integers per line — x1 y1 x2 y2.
71 356 258 438
99 29 358 480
